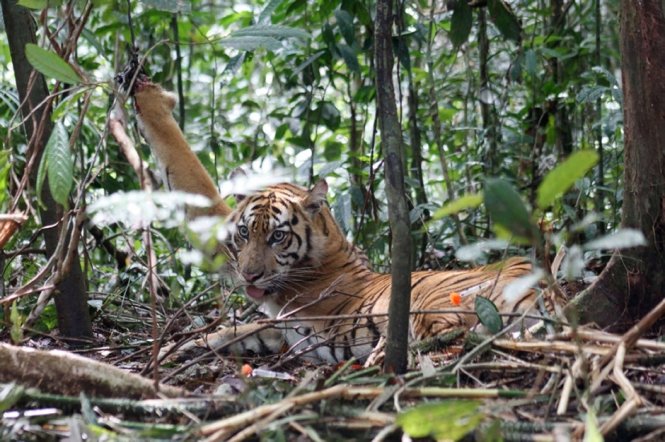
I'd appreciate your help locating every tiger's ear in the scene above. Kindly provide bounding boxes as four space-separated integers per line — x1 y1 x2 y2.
229 168 248 202
303 179 328 214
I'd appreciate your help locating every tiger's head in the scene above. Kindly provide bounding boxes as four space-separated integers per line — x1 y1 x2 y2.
226 180 335 300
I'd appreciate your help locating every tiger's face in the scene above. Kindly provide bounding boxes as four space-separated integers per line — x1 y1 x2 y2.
227 180 329 300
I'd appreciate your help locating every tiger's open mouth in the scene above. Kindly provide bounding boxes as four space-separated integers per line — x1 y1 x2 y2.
245 285 275 300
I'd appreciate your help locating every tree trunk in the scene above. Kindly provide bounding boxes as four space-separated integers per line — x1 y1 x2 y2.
375 0 412 374
549 0 573 158
570 0 665 328
2 0 92 340
478 7 498 176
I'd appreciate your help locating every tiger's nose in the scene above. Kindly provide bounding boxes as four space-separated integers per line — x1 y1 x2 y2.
242 271 262 282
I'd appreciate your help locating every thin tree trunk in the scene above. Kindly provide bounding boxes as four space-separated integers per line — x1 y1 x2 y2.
375 0 412 374
426 0 467 245
397 1 428 268
2 0 92 340
549 0 573 157
570 0 665 327
478 7 497 176
594 0 606 234
407 74 429 268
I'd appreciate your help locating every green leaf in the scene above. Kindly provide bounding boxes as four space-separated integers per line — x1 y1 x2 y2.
10 302 23 344
449 0 472 47
337 44 360 73
475 296 502 334
324 141 343 161
583 409 604 442
219 53 246 89
334 9 355 46
140 0 191 13
0 383 24 413
583 408 604 442
220 36 283 51
484 178 536 241
536 150 599 209
524 48 537 75
231 25 310 40
17 0 48 9
433 192 483 219
291 50 325 79
46 122 73 207
258 0 285 25
25 43 81 85
396 400 483 441
577 85 608 104
319 102 341 130
488 0 522 42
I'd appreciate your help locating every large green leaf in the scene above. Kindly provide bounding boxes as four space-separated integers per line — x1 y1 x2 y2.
396 400 483 441
25 44 81 85
334 9 355 46
488 0 522 42
475 296 503 334
46 122 73 207
140 0 190 13
536 150 599 209
449 0 472 47
433 192 483 219
484 178 536 241
231 25 309 40
220 36 283 51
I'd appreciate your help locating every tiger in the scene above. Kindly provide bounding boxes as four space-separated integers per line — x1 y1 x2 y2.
129 78 560 364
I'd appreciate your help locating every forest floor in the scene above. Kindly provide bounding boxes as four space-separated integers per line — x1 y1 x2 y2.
1 283 665 442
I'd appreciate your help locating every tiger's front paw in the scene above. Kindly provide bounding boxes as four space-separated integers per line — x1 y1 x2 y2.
159 325 285 363
159 338 210 363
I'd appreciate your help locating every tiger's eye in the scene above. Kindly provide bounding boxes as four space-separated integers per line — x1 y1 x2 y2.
238 225 249 239
270 230 285 243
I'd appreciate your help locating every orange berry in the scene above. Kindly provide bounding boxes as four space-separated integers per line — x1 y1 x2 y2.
450 292 462 306
241 364 253 377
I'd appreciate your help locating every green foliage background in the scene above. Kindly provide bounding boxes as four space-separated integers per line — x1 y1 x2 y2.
0 0 623 324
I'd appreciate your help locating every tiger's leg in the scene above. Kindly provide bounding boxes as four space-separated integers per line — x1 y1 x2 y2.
132 79 231 219
161 323 285 361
